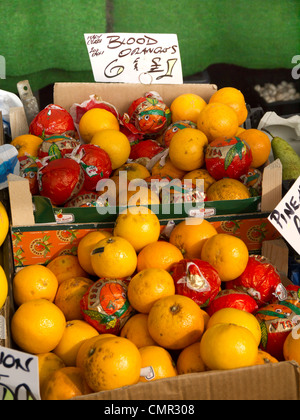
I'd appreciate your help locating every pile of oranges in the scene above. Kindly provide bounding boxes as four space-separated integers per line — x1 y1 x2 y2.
12 86 271 207
9 211 298 401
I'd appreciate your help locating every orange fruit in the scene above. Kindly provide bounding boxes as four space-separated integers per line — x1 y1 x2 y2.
147 294 205 350
53 319 99 366
38 352 66 399
201 233 249 282
200 308 210 330
54 276 94 321
12 264 58 307
183 168 216 193
11 134 43 157
83 336 142 392
169 218 218 258
168 128 208 171
11 299 66 354
42 366 92 400
76 334 116 369
120 313 157 348
207 307 261 345
139 345 177 382
0 265 7 310
113 162 150 181
120 185 160 207
200 323 258 370
283 330 300 364
127 268 175 313
47 255 88 285
91 129 130 169
78 108 119 143
170 93 207 124
206 178 251 201
176 341 206 374
151 156 187 179
137 240 184 272
197 102 239 143
0 201 9 248
113 207 161 252
208 87 248 126
238 128 271 168
77 230 112 276
236 126 246 136
255 349 279 365
90 236 137 279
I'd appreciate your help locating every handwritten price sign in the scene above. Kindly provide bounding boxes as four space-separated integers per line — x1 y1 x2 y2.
84 33 183 84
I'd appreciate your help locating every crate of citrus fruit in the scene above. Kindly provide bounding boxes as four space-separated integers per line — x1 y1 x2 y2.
8 82 279 227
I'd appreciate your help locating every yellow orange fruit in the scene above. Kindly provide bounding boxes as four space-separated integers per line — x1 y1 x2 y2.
13 264 58 306
151 156 187 180
78 108 119 143
255 350 279 365
208 87 248 126
127 268 175 313
148 294 205 350
54 276 94 321
169 218 218 258
206 178 251 201
113 207 161 252
201 233 249 282
183 168 216 193
47 255 88 285
238 128 271 168
168 128 208 171
113 162 150 181
283 330 300 364
11 299 66 354
197 102 239 143
199 323 258 370
0 265 8 310
76 334 116 370
137 240 183 272
236 126 246 136
77 230 112 276
121 186 160 207
207 307 261 345
170 93 207 124
176 341 206 374
139 345 177 382
91 129 130 170
38 352 66 399
53 319 99 367
42 366 92 400
0 201 9 247
83 336 142 392
90 236 137 279
120 313 157 348
11 134 43 157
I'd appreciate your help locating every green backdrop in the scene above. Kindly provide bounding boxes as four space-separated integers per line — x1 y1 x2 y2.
0 0 299 93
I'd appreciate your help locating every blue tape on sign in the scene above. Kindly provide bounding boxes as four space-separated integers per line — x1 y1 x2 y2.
0 144 20 189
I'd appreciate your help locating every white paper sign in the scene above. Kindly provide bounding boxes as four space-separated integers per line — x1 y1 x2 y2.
84 33 183 84
0 346 40 400
268 176 300 255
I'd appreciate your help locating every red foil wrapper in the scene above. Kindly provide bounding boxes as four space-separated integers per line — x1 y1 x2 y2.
240 167 262 196
38 135 80 160
226 255 282 307
205 136 253 180
170 259 221 307
38 158 84 206
80 278 135 335
18 155 39 196
29 104 76 138
129 139 164 160
206 288 259 316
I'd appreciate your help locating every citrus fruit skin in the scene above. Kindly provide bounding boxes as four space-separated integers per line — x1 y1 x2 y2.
239 128 271 168
127 268 175 313
0 266 8 310
91 129 130 170
11 299 66 354
147 294 205 350
38 352 66 399
255 349 278 365
90 236 137 279
176 341 206 375
199 323 258 370
0 201 9 247
77 230 112 276
47 255 88 285
76 334 116 370
137 241 183 272
139 345 178 382
79 108 119 143
120 313 157 348
201 233 249 282
207 307 262 345
183 168 216 193
83 336 142 392
208 87 248 126
170 93 207 124
11 134 43 157
283 329 300 365
206 178 251 201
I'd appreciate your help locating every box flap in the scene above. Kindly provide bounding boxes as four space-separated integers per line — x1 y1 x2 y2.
261 158 282 212
7 174 35 227
53 82 218 113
